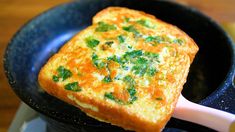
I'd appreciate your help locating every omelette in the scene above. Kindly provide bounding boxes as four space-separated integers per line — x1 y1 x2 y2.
38 7 198 132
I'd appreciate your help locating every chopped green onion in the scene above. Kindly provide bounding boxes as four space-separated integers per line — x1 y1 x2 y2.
52 75 59 82
57 66 72 81
122 25 140 35
117 35 125 43
85 36 100 48
95 21 116 32
65 82 81 92
103 75 112 83
136 19 152 28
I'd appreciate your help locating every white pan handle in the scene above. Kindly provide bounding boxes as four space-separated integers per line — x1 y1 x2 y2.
173 95 235 132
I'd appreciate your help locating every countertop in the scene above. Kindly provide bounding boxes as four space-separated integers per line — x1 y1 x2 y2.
0 0 234 131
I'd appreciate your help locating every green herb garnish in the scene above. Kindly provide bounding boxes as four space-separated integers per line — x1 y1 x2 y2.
123 50 143 61
146 36 183 45
135 57 148 64
127 87 138 104
132 64 147 76
107 55 125 65
144 52 159 59
65 82 81 92
85 36 100 48
91 53 105 69
105 41 114 47
57 66 72 81
131 60 157 77
103 75 112 83
104 92 115 100
172 38 184 45
146 67 157 76
104 76 138 104
117 35 125 43
95 21 116 32
145 36 156 42
127 87 136 96
132 57 148 76
104 92 124 104
136 19 152 28
123 75 135 86
52 75 59 82
145 36 164 44
122 50 159 76
124 17 130 23
122 25 140 35
123 75 137 104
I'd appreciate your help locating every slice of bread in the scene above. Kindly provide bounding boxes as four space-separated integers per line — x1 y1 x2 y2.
38 7 198 132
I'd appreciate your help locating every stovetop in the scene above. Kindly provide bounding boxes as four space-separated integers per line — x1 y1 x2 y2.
9 103 47 132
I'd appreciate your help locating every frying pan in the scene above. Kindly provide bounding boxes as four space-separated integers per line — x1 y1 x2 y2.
4 0 235 131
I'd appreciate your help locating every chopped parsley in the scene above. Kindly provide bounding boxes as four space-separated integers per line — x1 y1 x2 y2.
122 51 159 77
127 87 136 96
92 53 99 60
95 21 116 32
136 19 153 28
104 92 124 104
107 55 125 65
122 25 140 35
144 52 159 59
135 57 148 64
131 59 158 77
123 75 138 104
132 64 147 76
107 55 118 61
145 36 157 42
103 75 112 83
85 36 100 49
52 75 59 82
131 57 149 76
104 75 138 104
127 87 138 104
144 52 160 63
124 17 130 23
145 36 164 44
123 75 135 87
104 92 115 100
145 36 184 45
127 45 132 49
65 82 81 92
117 35 125 43
91 53 105 69
105 41 114 47
172 38 184 45
146 67 157 76
57 66 72 81
123 50 143 61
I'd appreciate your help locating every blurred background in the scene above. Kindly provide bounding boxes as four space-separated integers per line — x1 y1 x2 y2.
0 0 234 131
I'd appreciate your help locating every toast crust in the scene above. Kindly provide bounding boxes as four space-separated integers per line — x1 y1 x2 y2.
38 7 198 132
